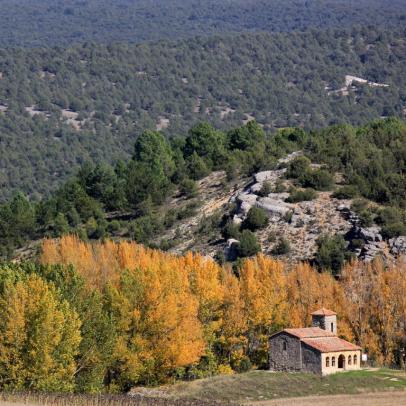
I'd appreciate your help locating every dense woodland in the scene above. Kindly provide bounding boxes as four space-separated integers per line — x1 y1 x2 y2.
1 0 405 47
0 236 404 392
0 0 405 398
0 27 405 199
0 118 405 264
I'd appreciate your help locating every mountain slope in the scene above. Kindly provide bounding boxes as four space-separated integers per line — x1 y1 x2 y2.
1 0 405 47
0 27 405 200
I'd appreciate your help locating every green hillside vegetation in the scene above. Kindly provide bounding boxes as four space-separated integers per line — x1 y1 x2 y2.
0 118 405 261
163 369 406 403
0 27 405 200
0 0 405 47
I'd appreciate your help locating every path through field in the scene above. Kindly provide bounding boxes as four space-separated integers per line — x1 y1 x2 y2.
249 391 406 406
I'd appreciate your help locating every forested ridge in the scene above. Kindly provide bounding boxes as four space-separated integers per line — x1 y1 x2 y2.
1 0 405 47
1 118 405 265
0 236 404 392
0 27 405 200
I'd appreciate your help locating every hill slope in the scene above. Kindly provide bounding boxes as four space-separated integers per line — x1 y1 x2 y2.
0 0 405 47
0 27 405 200
138 369 406 404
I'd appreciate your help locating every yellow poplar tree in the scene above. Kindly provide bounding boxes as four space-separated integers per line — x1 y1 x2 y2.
239 255 288 366
0 275 81 392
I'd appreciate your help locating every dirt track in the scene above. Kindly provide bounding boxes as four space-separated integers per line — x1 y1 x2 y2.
249 391 406 406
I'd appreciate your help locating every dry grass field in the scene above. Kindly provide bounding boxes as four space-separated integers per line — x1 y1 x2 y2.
161 368 406 404
0 369 405 405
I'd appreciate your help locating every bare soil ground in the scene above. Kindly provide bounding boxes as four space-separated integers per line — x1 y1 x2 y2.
248 391 406 406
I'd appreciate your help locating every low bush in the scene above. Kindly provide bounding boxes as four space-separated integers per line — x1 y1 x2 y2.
381 223 406 239
286 188 317 203
333 185 358 199
257 181 272 197
271 238 291 255
237 230 261 258
243 207 269 231
314 234 352 275
299 169 334 191
180 178 198 198
286 156 311 179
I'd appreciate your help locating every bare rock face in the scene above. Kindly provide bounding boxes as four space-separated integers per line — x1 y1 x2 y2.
255 171 277 184
389 236 406 256
250 183 262 194
359 227 383 242
256 197 292 216
235 192 258 216
237 192 258 206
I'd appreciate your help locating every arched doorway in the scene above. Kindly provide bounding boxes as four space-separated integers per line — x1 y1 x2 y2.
338 354 345 369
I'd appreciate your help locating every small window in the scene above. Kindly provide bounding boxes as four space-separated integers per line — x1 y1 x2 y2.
332 356 336 367
348 355 352 365
354 355 357 365
326 357 330 367
283 341 287 351
331 322 334 332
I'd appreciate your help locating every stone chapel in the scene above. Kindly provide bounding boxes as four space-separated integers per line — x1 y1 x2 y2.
269 308 361 375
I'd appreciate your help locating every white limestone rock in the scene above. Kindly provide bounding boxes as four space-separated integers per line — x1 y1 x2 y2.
256 197 292 216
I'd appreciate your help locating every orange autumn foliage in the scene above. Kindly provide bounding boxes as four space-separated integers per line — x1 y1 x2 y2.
41 236 406 368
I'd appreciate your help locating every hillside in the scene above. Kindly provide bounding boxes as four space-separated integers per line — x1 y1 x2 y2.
0 27 405 200
148 369 406 404
2 118 405 273
0 0 405 47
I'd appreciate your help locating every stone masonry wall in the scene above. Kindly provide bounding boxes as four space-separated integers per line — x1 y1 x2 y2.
269 333 301 372
312 315 337 334
301 342 322 374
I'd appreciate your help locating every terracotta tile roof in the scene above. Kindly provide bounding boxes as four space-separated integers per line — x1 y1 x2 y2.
284 327 336 339
311 308 337 316
302 337 361 353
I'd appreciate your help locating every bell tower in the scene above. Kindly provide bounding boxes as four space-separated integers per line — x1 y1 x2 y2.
311 308 337 335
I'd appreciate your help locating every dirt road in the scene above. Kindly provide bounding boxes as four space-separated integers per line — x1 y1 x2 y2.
248 391 406 406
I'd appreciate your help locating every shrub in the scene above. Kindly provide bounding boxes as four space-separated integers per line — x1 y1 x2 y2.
286 156 311 179
333 185 358 199
358 209 374 227
314 234 351 275
381 223 406 239
222 221 241 240
375 206 403 226
267 230 277 242
273 179 286 193
180 178 198 198
107 220 121 233
243 207 269 231
271 238 291 255
351 198 370 213
299 169 334 191
286 188 317 203
231 356 252 373
237 230 261 258
257 181 272 197
163 209 177 228
177 201 200 220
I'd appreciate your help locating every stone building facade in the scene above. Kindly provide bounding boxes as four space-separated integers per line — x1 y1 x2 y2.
269 308 361 375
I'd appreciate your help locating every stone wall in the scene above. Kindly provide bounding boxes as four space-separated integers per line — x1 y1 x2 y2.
320 350 361 375
301 343 322 374
312 315 337 334
269 333 301 372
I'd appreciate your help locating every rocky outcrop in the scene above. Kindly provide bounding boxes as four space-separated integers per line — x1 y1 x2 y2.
343 215 385 261
389 236 406 256
256 197 292 216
